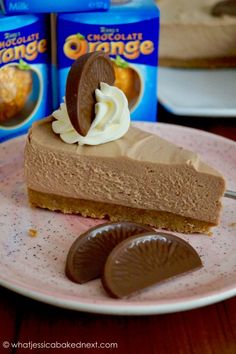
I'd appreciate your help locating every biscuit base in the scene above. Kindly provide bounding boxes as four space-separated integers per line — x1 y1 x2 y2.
159 57 236 69
28 189 215 234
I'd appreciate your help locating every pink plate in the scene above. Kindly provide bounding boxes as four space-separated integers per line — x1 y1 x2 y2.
0 122 235 315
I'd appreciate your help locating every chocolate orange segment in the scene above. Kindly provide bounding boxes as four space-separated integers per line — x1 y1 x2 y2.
65 222 154 284
65 51 115 136
212 0 236 16
102 232 202 298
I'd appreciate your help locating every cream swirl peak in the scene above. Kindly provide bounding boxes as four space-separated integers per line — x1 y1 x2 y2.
52 82 130 145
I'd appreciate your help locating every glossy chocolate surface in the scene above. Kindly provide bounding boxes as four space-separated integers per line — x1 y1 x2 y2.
102 232 202 298
65 52 115 136
65 222 154 284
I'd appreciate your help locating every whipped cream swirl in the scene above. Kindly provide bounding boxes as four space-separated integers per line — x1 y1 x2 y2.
52 82 130 145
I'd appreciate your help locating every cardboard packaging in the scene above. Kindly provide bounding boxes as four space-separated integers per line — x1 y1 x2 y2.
57 0 159 121
0 14 51 142
0 0 110 13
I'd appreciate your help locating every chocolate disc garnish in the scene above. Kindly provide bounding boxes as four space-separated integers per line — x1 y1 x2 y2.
102 232 202 298
66 51 115 136
65 222 154 284
211 0 236 16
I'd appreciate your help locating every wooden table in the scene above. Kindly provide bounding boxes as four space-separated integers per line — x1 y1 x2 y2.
0 105 235 354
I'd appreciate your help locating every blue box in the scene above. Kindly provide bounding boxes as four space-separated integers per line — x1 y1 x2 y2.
57 0 159 122
0 0 110 13
0 14 51 142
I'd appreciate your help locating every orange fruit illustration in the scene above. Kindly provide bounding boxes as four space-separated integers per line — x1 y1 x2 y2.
63 33 88 60
113 56 141 110
0 61 32 123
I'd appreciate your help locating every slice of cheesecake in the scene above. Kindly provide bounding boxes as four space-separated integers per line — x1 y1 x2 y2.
157 0 236 68
24 117 226 234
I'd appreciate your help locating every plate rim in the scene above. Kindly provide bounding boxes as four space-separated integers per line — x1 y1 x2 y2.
158 99 236 118
0 276 236 315
158 67 236 118
0 122 236 315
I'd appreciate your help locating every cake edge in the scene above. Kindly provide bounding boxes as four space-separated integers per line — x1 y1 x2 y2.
28 188 215 235
159 57 236 69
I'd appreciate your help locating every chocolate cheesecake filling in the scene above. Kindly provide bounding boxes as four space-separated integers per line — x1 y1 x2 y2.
158 0 236 67
24 117 225 233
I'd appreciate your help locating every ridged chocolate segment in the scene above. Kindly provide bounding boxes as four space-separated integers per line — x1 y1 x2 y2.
102 232 202 298
65 51 115 136
65 222 154 284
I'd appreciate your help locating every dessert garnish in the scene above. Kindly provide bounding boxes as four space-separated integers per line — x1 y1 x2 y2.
66 51 115 136
52 51 130 145
211 0 236 16
102 232 202 298
65 222 153 284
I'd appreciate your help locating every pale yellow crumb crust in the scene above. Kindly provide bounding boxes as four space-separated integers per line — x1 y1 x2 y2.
28 189 214 234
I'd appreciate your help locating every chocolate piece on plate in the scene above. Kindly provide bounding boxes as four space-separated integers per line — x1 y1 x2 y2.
65 51 115 136
211 0 236 16
65 222 154 284
102 232 202 298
